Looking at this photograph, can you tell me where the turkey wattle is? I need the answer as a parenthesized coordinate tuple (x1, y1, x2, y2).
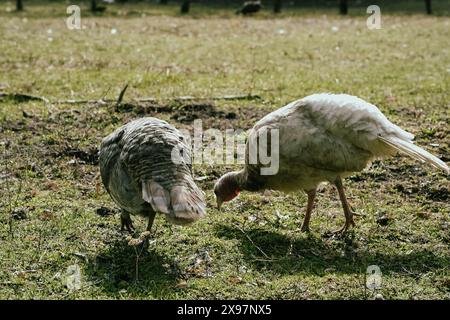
(99, 117, 206, 233)
(214, 93, 448, 234)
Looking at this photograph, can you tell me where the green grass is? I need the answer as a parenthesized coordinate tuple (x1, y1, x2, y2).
(0, 3, 449, 299)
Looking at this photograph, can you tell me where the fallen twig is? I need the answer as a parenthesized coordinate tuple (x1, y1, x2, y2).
(162, 94, 262, 101)
(0, 282, 24, 286)
(234, 223, 270, 259)
(54, 94, 261, 105)
(2, 143, 14, 239)
(55, 98, 112, 105)
(0, 92, 49, 103)
(115, 83, 129, 111)
(100, 86, 111, 101)
(1, 90, 261, 106)
(250, 256, 282, 262)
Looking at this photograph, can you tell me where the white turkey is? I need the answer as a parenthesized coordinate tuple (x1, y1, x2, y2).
(214, 93, 448, 234)
(99, 117, 206, 234)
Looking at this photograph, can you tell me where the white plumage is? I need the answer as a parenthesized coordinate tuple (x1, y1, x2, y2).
(214, 93, 448, 233)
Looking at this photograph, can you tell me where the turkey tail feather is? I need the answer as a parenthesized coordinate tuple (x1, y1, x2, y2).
(169, 186, 206, 225)
(142, 181, 170, 214)
(378, 136, 449, 173)
(142, 180, 206, 225)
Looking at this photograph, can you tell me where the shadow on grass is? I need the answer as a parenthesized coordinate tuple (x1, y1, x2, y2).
(84, 239, 178, 297)
(215, 224, 449, 276)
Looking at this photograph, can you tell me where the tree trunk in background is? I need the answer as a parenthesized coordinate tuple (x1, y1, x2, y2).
(91, 0, 97, 12)
(181, 0, 190, 14)
(339, 0, 348, 15)
(425, 0, 432, 14)
(274, 0, 282, 13)
(16, 0, 23, 11)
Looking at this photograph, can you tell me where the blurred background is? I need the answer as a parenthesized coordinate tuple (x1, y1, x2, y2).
(3, 0, 449, 17)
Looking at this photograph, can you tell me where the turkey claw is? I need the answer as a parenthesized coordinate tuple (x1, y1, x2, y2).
(120, 215, 135, 233)
(300, 225, 310, 233)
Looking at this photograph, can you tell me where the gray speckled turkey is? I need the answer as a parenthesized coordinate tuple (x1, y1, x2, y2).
(99, 117, 206, 233)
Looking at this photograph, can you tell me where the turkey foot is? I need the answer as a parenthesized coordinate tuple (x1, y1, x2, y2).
(332, 214, 356, 235)
(333, 177, 357, 234)
(300, 224, 310, 233)
(120, 211, 134, 232)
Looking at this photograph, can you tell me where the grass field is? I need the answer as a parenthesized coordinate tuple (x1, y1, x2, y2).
(0, 2, 449, 299)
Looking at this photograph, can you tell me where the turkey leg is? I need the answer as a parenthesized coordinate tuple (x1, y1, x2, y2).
(333, 177, 356, 234)
(138, 212, 157, 250)
(300, 189, 316, 232)
(146, 212, 156, 232)
(120, 210, 134, 232)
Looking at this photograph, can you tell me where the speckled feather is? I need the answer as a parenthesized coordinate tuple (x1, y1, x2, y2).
(99, 117, 206, 225)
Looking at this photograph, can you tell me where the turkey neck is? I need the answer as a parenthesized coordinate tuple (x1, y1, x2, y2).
(228, 169, 263, 192)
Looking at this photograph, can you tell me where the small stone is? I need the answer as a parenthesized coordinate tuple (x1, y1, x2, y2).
(176, 280, 188, 289)
(375, 293, 384, 300)
(225, 112, 237, 119)
(228, 276, 243, 284)
(263, 190, 272, 197)
(376, 211, 390, 226)
(238, 265, 248, 273)
(275, 210, 288, 220)
(194, 176, 209, 181)
(11, 207, 27, 220)
(52, 272, 62, 280)
(95, 206, 113, 216)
